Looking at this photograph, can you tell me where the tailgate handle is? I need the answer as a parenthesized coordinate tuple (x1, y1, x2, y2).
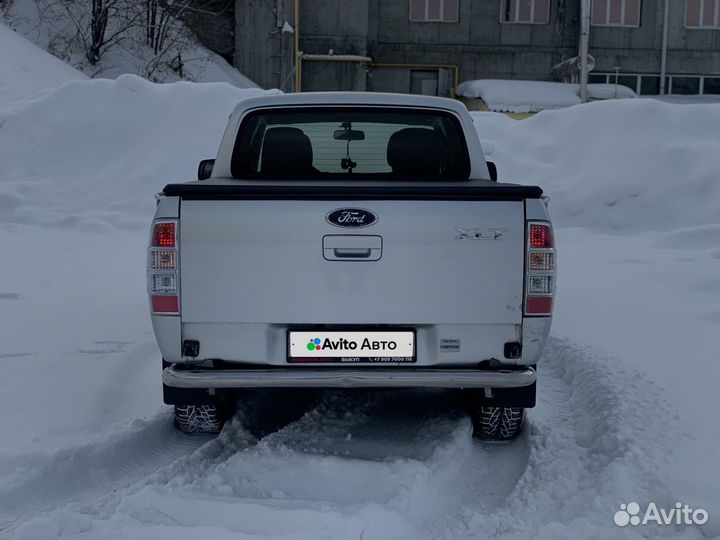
(323, 235, 382, 262)
(333, 248, 372, 259)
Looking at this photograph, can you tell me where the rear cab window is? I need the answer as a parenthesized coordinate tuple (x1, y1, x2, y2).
(231, 108, 471, 180)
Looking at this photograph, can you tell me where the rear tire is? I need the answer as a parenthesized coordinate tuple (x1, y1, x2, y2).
(470, 406, 525, 440)
(174, 404, 224, 434)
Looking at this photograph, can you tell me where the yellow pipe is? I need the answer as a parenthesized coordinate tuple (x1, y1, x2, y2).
(294, 0, 301, 93)
(301, 55, 372, 63)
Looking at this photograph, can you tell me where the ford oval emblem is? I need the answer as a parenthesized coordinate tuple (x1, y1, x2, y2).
(326, 208, 378, 228)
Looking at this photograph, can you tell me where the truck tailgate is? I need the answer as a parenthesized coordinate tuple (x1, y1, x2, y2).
(179, 199, 525, 325)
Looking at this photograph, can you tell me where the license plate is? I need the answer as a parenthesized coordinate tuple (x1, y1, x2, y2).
(288, 331, 415, 363)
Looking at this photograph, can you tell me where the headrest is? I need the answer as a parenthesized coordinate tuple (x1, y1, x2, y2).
(387, 128, 443, 176)
(261, 127, 314, 175)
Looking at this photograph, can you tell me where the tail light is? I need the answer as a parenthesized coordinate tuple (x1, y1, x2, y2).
(148, 220, 179, 315)
(525, 222, 556, 316)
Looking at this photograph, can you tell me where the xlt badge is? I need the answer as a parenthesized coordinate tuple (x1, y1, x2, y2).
(455, 228, 508, 240)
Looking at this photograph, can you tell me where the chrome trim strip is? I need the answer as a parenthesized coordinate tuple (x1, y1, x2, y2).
(162, 366, 536, 389)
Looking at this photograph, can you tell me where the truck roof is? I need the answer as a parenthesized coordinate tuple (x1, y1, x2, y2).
(231, 92, 470, 116)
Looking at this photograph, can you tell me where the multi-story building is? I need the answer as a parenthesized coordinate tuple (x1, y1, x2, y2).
(225, 0, 720, 96)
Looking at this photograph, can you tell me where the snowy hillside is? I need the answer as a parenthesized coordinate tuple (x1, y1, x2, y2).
(0, 20, 86, 105)
(1, 0, 257, 87)
(0, 45, 719, 538)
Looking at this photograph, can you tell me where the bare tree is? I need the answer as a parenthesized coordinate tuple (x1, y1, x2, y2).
(141, 0, 192, 78)
(87, 0, 109, 63)
(51, 0, 141, 65)
(141, 0, 232, 80)
(145, 0, 164, 53)
(144, 0, 229, 54)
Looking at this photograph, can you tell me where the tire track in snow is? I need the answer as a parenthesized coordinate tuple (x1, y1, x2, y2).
(230, 389, 532, 538)
(24, 389, 530, 538)
(0, 390, 317, 535)
(2, 336, 703, 538)
(0, 339, 193, 532)
(0, 412, 209, 532)
(461, 336, 687, 538)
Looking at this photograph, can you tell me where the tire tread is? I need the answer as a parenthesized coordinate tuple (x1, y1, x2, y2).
(174, 404, 223, 434)
(471, 406, 524, 440)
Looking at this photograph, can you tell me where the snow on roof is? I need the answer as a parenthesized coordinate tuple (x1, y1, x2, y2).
(586, 83, 637, 100)
(457, 79, 636, 113)
(0, 21, 87, 107)
(457, 79, 582, 113)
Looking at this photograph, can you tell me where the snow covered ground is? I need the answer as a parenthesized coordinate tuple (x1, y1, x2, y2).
(1, 54, 719, 537)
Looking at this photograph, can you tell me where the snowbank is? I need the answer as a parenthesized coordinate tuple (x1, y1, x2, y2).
(0, 75, 273, 230)
(457, 79, 636, 112)
(0, 20, 86, 106)
(7, 75, 706, 237)
(472, 98, 720, 232)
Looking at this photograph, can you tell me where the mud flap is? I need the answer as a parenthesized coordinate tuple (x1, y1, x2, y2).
(162, 384, 228, 406)
(463, 382, 536, 409)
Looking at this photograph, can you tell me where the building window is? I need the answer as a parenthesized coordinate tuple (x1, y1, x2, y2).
(591, 72, 717, 96)
(591, 0, 641, 26)
(500, 0, 550, 23)
(409, 0, 459, 22)
(704, 77, 720, 94)
(671, 77, 701, 94)
(686, 0, 720, 27)
(588, 74, 609, 83)
(640, 76, 660, 95)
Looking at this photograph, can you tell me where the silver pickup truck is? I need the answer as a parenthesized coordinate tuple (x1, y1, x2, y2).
(148, 92, 555, 440)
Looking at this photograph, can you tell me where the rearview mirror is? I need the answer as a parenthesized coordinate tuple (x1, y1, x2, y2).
(198, 159, 215, 181)
(333, 129, 365, 141)
(487, 161, 498, 182)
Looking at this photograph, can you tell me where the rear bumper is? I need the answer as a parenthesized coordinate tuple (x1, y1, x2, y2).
(162, 366, 536, 389)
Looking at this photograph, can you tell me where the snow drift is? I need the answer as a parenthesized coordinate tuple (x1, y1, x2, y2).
(472, 99, 720, 232)
(0, 75, 273, 230)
